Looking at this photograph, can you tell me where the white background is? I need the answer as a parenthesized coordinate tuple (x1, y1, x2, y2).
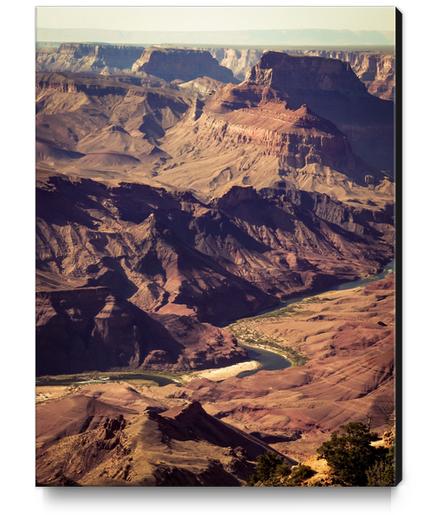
(0, 1, 429, 514)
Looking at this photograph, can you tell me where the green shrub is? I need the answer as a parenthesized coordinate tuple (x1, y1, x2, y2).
(366, 446, 395, 486)
(248, 452, 291, 485)
(317, 422, 388, 486)
(286, 464, 316, 486)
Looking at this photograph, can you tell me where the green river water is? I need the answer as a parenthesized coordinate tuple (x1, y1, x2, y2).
(36, 260, 394, 387)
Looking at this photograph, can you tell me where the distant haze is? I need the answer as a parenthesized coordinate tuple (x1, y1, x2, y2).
(36, 6, 395, 47)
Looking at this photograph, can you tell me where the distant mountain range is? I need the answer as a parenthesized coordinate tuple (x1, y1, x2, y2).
(36, 28, 394, 48)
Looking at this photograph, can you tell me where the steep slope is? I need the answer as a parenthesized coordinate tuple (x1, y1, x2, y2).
(36, 287, 246, 375)
(36, 72, 190, 181)
(36, 43, 145, 73)
(293, 49, 395, 100)
(179, 274, 396, 462)
(209, 48, 395, 100)
(158, 51, 394, 205)
(246, 52, 394, 174)
(37, 176, 393, 330)
(36, 387, 292, 486)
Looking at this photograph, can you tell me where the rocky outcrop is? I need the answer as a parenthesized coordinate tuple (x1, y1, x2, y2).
(182, 274, 396, 461)
(36, 43, 145, 73)
(201, 91, 362, 178)
(293, 50, 395, 100)
(209, 48, 395, 100)
(37, 176, 393, 333)
(36, 391, 291, 486)
(132, 47, 236, 83)
(36, 286, 246, 375)
(241, 51, 394, 175)
(160, 52, 394, 197)
(248, 52, 367, 97)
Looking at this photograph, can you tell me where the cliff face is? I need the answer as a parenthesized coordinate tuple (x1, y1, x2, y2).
(37, 176, 393, 330)
(36, 392, 289, 486)
(244, 51, 394, 175)
(36, 43, 145, 73)
(295, 50, 395, 100)
(195, 99, 360, 177)
(36, 287, 246, 375)
(36, 43, 395, 100)
(209, 48, 395, 100)
(132, 47, 236, 83)
(247, 52, 367, 96)
(159, 51, 394, 198)
(36, 44, 395, 100)
(209, 48, 264, 80)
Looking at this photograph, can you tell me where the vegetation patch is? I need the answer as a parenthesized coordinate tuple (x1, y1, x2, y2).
(317, 422, 395, 486)
(229, 322, 308, 366)
(248, 453, 316, 486)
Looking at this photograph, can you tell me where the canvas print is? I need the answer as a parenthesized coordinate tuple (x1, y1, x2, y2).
(35, 6, 400, 486)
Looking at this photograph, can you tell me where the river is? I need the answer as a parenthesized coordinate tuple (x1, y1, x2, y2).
(36, 260, 394, 388)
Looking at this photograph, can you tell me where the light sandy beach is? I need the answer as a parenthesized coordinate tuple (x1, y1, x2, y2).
(180, 360, 261, 383)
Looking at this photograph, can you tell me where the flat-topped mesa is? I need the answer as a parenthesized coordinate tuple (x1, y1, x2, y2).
(247, 51, 368, 99)
(131, 47, 236, 83)
(208, 48, 395, 100)
(36, 43, 145, 73)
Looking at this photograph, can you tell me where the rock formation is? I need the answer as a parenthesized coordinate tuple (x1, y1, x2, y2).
(36, 287, 246, 375)
(131, 47, 236, 83)
(36, 43, 145, 73)
(208, 47, 395, 100)
(36, 44, 395, 100)
(180, 274, 396, 461)
(36, 390, 293, 485)
(244, 52, 394, 174)
(293, 49, 395, 100)
(36, 171, 393, 375)
(158, 51, 394, 199)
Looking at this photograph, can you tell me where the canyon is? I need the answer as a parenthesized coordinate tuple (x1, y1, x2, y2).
(159, 51, 394, 199)
(209, 48, 395, 100)
(37, 43, 395, 100)
(37, 174, 393, 375)
(35, 46, 396, 485)
(36, 272, 395, 484)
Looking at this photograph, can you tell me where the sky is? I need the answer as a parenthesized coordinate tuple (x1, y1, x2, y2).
(36, 6, 395, 46)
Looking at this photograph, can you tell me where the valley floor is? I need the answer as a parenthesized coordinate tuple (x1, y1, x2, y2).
(36, 268, 395, 484)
